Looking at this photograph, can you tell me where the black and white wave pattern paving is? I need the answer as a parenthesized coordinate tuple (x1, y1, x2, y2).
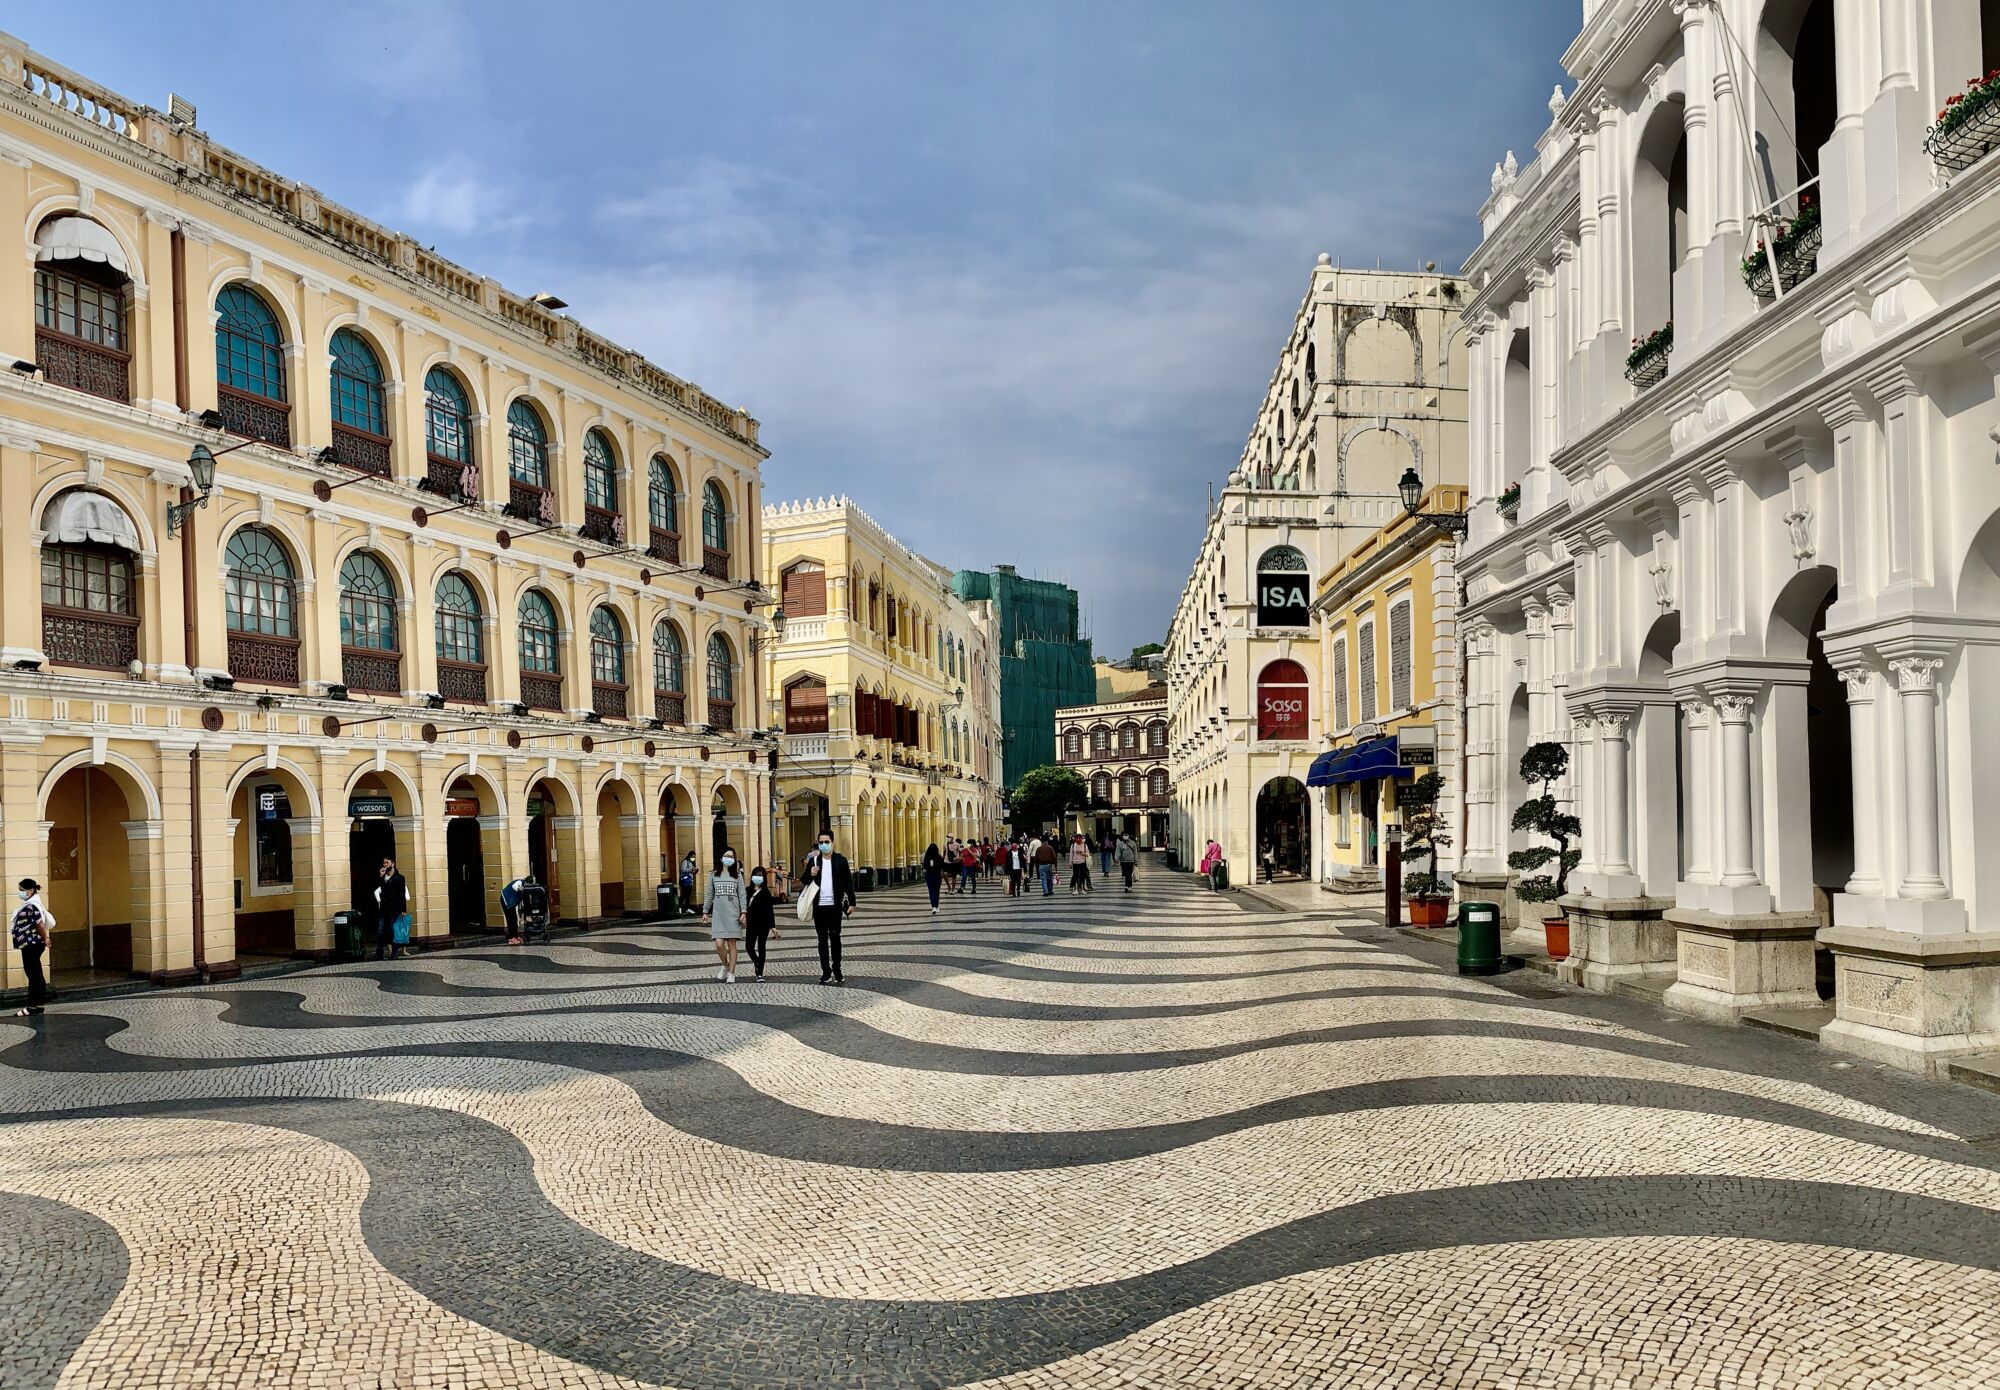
(6, 867, 2000, 1389)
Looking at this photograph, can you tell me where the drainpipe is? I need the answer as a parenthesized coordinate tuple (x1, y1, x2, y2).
(171, 226, 207, 983)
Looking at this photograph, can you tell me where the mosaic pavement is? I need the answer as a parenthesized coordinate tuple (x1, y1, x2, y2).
(6, 869, 2000, 1387)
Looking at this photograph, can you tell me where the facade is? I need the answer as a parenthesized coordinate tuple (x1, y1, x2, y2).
(1309, 484, 1465, 887)
(1456, 0, 2000, 1072)
(1165, 260, 1467, 882)
(1093, 656, 1158, 703)
(763, 496, 1002, 882)
(951, 565, 1095, 789)
(0, 34, 773, 992)
(1054, 683, 1170, 846)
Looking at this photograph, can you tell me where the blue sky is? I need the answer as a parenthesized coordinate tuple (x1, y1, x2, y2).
(31, 1, 1574, 652)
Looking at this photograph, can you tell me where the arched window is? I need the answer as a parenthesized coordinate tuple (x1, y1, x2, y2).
(223, 526, 300, 685)
(434, 572, 485, 703)
(423, 367, 475, 499)
(1119, 724, 1138, 752)
(781, 560, 827, 618)
(785, 675, 829, 734)
(589, 606, 628, 719)
(33, 216, 131, 402)
(647, 456, 680, 561)
(1092, 727, 1109, 755)
(1149, 769, 1168, 800)
(1120, 771, 1140, 803)
(1092, 772, 1111, 802)
(39, 490, 139, 670)
(214, 284, 289, 446)
(581, 429, 621, 544)
(1148, 720, 1166, 751)
(1064, 729, 1081, 758)
(653, 620, 687, 723)
(517, 589, 561, 709)
(701, 481, 730, 579)
(338, 551, 400, 693)
(706, 632, 737, 730)
(506, 399, 553, 520)
(1257, 658, 1311, 740)
(327, 329, 391, 476)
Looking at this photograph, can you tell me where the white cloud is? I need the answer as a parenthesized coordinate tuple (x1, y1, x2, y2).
(398, 164, 525, 237)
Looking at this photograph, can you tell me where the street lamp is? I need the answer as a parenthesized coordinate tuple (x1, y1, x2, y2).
(1397, 466, 1468, 538)
(167, 442, 228, 538)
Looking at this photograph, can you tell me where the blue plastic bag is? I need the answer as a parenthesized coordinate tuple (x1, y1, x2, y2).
(392, 913, 411, 945)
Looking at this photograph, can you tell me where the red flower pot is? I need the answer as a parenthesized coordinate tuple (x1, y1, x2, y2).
(1408, 896, 1450, 928)
(1544, 917, 1570, 961)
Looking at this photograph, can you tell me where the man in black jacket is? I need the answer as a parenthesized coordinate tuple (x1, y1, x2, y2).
(374, 856, 410, 960)
(802, 832, 856, 984)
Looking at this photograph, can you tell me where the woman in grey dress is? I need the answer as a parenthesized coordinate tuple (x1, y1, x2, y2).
(702, 847, 746, 983)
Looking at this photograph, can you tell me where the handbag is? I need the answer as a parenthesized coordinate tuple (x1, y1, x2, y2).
(392, 912, 412, 945)
(795, 888, 816, 924)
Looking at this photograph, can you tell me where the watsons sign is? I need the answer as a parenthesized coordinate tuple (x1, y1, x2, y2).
(1256, 545, 1310, 627)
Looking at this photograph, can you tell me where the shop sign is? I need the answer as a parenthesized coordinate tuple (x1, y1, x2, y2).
(1255, 545, 1311, 627)
(526, 799, 546, 817)
(446, 797, 480, 817)
(1256, 658, 1311, 740)
(1349, 722, 1383, 743)
(1399, 746, 1435, 766)
(256, 786, 291, 821)
(348, 795, 394, 818)
(1398, 724, 1436, 766)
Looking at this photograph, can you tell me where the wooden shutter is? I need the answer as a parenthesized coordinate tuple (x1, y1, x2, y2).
(1389, 601, 1413, 712)
(785, 680, 828, 733)
(782, 562, 827, 618)
(1358, 624, 1377, 724)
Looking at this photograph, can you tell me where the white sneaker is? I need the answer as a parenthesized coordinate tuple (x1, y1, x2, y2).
(931, 906, 939, 916)
(725, 971, 736, 983)
(715, 965, 726, 981)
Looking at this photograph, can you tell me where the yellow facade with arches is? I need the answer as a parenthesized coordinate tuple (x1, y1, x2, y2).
(0, 34, 771, 990)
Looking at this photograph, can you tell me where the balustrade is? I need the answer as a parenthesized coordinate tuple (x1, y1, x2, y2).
(331, 422, 391, 477)
(342, 648, 401, 695)
(42, 609, 137, 670)
(217, 385, 291, 448)
(592, 680, 628, 721)
(519, 671, 562, 711)
(702, 546, 730, 581)
(647, 527, 681, 563)
(227, 631, 300, 686)
(36, 327, 128, 403)
(437, 659, 487, 704)
(655, 690, 686, 724)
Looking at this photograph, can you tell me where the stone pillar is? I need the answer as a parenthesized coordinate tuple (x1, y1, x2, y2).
(1598, 710, 1633, 877)
(1889, 654, 1946, 901)
(1837, 666, 1884, 898)
(1675, 698, 1714, 891)
(1710, 690, 1769, 914)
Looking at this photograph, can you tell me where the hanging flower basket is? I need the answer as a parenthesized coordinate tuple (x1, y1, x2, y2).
(1926, 70, 2000, 174)
(1742, 199, 1822, 299)
(1624, 323, 1672, 390)
(1497, 482, 1521, 519)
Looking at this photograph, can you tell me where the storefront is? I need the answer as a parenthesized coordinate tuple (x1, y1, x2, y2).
(1308, 727, 1431, 885)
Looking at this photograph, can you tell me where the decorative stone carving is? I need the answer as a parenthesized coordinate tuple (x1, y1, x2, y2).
(1713, 694, 1756, 723)
(1890, 657, 1943, 692)
(1783, 504, 1814, 563)
(1677, 699, 1710, 726)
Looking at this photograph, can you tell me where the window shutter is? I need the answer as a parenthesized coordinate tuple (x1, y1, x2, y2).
(785, 681, 828, 733)
(1333, 639, 1350, 730)
(782, 563, 827, 618)
(1358, 624, 1377, 724)
(1389, 601, 1413, 713)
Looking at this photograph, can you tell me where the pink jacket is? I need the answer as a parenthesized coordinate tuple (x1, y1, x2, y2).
(1199, 843, 1222, 874)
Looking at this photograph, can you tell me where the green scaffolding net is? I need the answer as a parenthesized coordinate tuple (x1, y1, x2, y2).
(954, 567, 1096, 791)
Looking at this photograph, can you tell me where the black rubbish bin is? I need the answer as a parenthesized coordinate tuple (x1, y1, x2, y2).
(856, 866, 876, 893)
(333, 910, 364, 961)
(1457, 901, 1503, 976)
(655, 883, 677, 920)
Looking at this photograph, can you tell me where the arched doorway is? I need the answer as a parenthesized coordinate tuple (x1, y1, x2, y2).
(1768, 566, 1848, 999)
(596, 778, 640, 916)
(230, 767, 316, 960)
(525, 777, 579, 921)
(711, 783, 742, 868)
(787, 790, 827, 881)
(346, 772, 403, 931)
(444, 776, 488, 934)
(41, 765, 140, 985)
(660, 781, 695, 906)
(1255, 777, 1309, 880)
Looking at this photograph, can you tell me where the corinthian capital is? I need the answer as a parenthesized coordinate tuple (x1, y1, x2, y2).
(1890, 657, 1944, 693)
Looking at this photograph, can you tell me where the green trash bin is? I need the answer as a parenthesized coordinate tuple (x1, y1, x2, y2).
(333, 910, 364, 961)
(1456, 900, 1503, 976)
(1211, 860, 1230, 891)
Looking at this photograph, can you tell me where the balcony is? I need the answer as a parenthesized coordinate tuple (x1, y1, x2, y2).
(506, 479, 556, 525)
(786, 733, 829, 760)
(35, 326, 128, 403)
(422, 454, 475, 501)
(1743, 195, 1821, 302)
(701, 546, 730, 581)
(42, 608, 137, 670)
(784, 616, 826, 643)
(330, 422, 392, 478)
(437, 659, 487, 705)
(647, 527, 681, 564)
(709, 698, 735, 732)
(581, 506, 625, 547)
(519, 671, 562, 711)
(591, 680, 628, 721)
(655, 689, 686, 724)
(217, 384, 291, 449)
(341, 647, 401, 695)
(227, 631, 300, 686)
(1624, 324, 1672, 392)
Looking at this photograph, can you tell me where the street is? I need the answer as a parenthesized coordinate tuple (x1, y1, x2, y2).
(4, 870, 2000, 1388)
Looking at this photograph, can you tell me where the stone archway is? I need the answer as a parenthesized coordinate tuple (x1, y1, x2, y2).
(39, 764, 150, 984)
(595, 776, 642, 916)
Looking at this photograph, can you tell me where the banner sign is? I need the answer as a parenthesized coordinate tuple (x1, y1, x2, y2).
(446, 798, 480, 817)
(348, 795, 394, 818)
(1255, 545, 1311, 628)
(1256, 659, 1311, 740)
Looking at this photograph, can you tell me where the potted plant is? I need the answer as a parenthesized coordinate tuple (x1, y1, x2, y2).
(1740, 194, 1821, 299)
(1507, 741, 1581, 959)
(1624, 322, 1672, 389)
(1399, 769, 1452, 927)
(1497, 481, 1522, 520)
(1925, 67, 2000, 174)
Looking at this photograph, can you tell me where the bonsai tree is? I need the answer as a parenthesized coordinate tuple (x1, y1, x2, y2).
(1508, 741, 1581, 914)
(1398, 770, 1451, 898)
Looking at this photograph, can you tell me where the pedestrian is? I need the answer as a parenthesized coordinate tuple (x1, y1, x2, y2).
(1035, 835, 1058, 896)
(744, 865, 776, 979)
(702, 846, 745, 983)
(679, 851, 699, 916)
(922, 841, 946, 915)
(1068, 834, 1092, 894)
(1200, 838, 1225, 891)
(986, 840, 1001, 880)
(11, 877, 52, 1017)
(1117, 832, 1139, 891)
(959, 840, 979, 896)
(501, 873, 528, 944)
(1260, 836, 1276, 884)
(1099, 833, 1115, 878)
(1005, 839, 1024, 897)
(373, 856, 409, 960)
(804, 830, 856, 984)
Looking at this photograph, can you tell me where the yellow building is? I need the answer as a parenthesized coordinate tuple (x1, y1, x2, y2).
(762, 497, 1001, 883)
(0, 34, 774, 992)
(1309, 484, 1465, 888)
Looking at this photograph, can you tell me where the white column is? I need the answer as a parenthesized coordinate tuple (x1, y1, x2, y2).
(1837, 667, 1884, 897)
(1576, 111, 1601, 338)
(1549, 592, 1577, 813)
(1595, 100, 1625, 337)
(1465, 325, 1492, 503)
(1890, 656, 1947, 899)
(1571, 715, 1599, 877)
(1708, 8, 1748, 233)
(1598, 709, 1633, 876)
(1466, 623, 1494, 861)
(1677, 699, 1712, 884)
(1714, 692, 1758, 886)
(1676, 0, 1716, 243)
(1523, 599, 1550, 742)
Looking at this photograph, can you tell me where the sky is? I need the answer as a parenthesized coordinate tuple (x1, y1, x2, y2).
(27, 1, 1576, 654)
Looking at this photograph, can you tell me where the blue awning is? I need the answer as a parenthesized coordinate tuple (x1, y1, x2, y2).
(1312, 735, 1416, 786)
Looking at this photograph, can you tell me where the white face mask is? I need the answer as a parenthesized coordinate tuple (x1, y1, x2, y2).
(819, 841, 831, 852)
(16, 889, 28, 901)
(722, 855, 736, 867)
(751, 874, 765, 886)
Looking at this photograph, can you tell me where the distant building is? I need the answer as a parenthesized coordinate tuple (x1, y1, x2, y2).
(952, 566, 1095, 789)
(1055, 684, 1171, 847)
(1094, 654, 1164, 703)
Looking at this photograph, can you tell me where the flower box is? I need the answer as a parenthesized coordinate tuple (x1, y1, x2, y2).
(1624, 323, 1672, 390)
(1497, 484, 1521, 520)
(1742, 199, 1822, 299)
(1926, 70, 2000, 174)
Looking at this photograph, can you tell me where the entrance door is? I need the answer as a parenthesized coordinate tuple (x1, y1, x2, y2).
(528, 812, 551, 895)
(1360, 782, 1380, 867)
(349, 818, 396, 920)
(447, 817, 485, 932)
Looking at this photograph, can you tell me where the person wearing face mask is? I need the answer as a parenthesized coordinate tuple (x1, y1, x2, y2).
(743, 865, 776, 979)
(804, 832, 855, 984)
(702, 847, 745, 983)
(11, 878, 53, 1017)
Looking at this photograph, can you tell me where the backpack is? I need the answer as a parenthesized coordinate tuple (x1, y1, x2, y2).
(11, 902, 43, 950)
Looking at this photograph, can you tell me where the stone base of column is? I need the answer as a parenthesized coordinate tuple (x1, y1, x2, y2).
(1835, 891, 1969, 937)
(1555, 894, 1675, 993)
(1660, 908, 1822, 1022)
(1676, 879, 1773, 915)
(1818, 923, 2000, 1076)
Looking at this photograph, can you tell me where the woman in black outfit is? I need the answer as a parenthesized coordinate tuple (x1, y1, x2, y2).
(921, 842, 946, 916)
(743, 866, 777, 979)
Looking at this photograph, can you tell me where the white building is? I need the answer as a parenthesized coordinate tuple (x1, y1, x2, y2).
(1457, 0, 2000, 1074)
(1166, 260, 1466, 883)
